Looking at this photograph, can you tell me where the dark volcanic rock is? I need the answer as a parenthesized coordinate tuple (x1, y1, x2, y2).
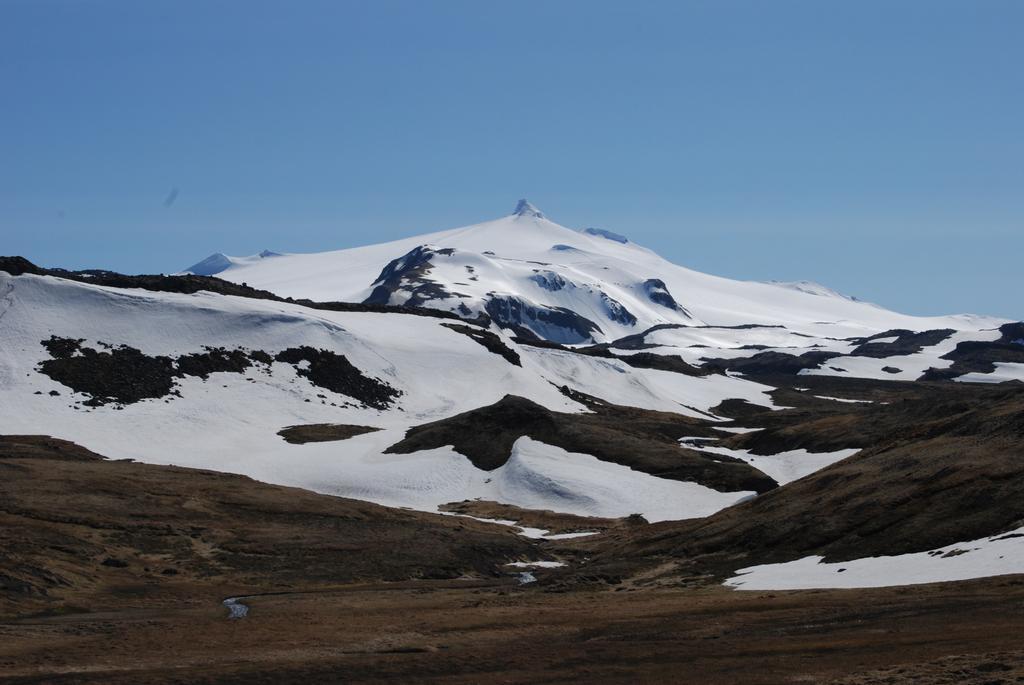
(577, 346, 710, 376)
(363, 245, 455, 308)
(41, 336, 85, 360)
(275, 347, 401, 409)
(612, 351, 710, 376)
(609, 383, 1024, 577)
(38, 339, 177, 407)
(701, 350, 841, 375)
(36, 336, 398, 409)
(510, 336, 711, 376)
(1, 255, 463, 322)
(921, 322, 1024, 380)
(610, 323, 687, 350)
(850, 329, 955, 358)
(387, 395, 777, 493)
(278, 424, 382, 444)
(642, 279, 692, 317)
(175, 347, 257, 379)
(529, 270, 567, 291)
(441, 323, 521, 366)
(484, 296, 603, 344)
(600, 292, 637, 326)
(0, 256, 46, 276)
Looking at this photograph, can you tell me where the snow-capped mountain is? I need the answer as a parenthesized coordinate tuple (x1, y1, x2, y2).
(187, 200, 1002, 345)
(3, 199, 1023, 592)
(0, 265, 780, 523)
(184, 249, 282, 276)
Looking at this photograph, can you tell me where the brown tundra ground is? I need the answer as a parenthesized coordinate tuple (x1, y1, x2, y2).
(1, 435, 1022, 685)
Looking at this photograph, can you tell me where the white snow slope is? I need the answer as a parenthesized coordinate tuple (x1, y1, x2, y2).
(726, 527, 1024, 590)
(195, 201, 1002, 339)
(4, 201, 1020, 586)
(0, 271, 770, 522)
(182, 198, 1015, 384)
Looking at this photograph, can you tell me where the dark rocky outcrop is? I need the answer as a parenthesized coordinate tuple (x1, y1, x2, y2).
(604, 382, 1024, 578)
(38, 338, 178, 407)
(701, 350, 841, 375)
(583, 227, 628, 243)
(386, 395, 777, 493)
(609, 351, 710, 376)
(363, 245, 456, 307)
(484, 296, 603, 344)
(529, 270, 567, 292)
(441, 323, 521, 366)
(642, 279, 691, 317)
(510, 336, 711, 376)
(599, 292, 637, 326)
(849, 329, 954, 357)
(610, 323, 687, 350)
(921, 322, 1024, 381)
(0, 255, 463, 321)
(176, 347, 264, 379)
(274, 347, 401, 409)
(277, 424, 382, 444)
(36, 336, 398, 409)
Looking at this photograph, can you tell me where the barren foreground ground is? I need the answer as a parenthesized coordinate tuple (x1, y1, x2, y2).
(2, 578, 1023, 684)
(2, 435, 1023, 684)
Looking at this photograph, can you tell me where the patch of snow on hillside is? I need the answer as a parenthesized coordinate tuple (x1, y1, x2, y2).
(955, 362, 1024, 384)
(726, 527, 1024, 590)
(801, 328, 1004, 381)
(489, 438, 754, 522)
(693, 444, 859, 485)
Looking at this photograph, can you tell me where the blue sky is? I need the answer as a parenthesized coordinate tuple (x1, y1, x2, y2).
(2, 1, 1021, 318)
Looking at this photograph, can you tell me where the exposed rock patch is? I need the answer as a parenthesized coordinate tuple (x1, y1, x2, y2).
(849, 329, 954, 357)
(176, 347, 264, 379)
(363, 245, 455, 308)
(441, 323, 521, 366)
(484, 296, 603, 344)
(274, 347, 401, 410)
(386, 395, 776, 493)
(701, 350, 842, 375)
(36, 336, 398, 409)
(440, 500, 623, 535)
(277, 424, 382, 444)
(0, 255, 463, 321)
(511, 337, 711, 376)
(529, 270, 566, 292)
(38, 338, 178, 407)
(921, 323, 1024, 380)
(603, 382, 1024, 578)
(642, 279, 691, 317)
(599, 293, 637, 326)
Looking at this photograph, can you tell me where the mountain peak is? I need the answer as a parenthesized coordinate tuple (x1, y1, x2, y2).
(184, 252, 233, 276)
(513, 199, 544, 219)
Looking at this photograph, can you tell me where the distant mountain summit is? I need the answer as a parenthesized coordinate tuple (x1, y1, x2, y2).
(183, 248, 281, 277)
(512, 198, 544, 219)
(184, 199, 1002, 346)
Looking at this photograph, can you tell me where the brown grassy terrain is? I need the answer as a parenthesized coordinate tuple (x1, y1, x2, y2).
(0, 436, 537, 619)
(3, 415, 1024, 684)
(2, 578, 1022, 684)
(439, 499, 625, 534)
(578, 379, 1024, 582)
